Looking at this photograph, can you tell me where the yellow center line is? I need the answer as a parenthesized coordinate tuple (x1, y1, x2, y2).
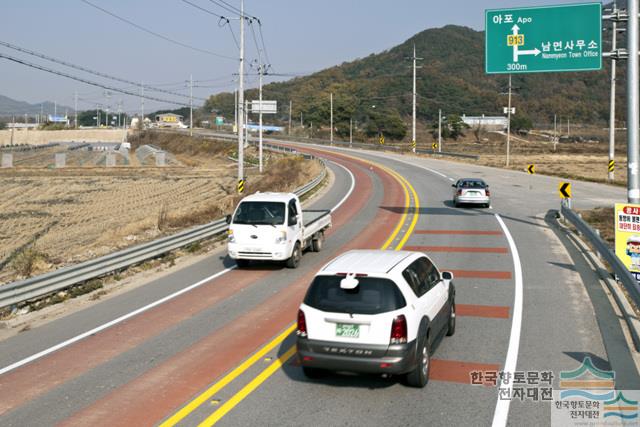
(162, 150, 420, 427)
(159, 325, 296, 427)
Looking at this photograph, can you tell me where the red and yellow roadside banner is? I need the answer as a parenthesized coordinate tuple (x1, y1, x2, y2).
(615, 203, 640, 282)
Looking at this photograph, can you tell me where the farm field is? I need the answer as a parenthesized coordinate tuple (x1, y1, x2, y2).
(0, 132, 322, 285)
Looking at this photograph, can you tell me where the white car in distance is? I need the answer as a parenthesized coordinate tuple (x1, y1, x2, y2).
(296, 250, 455, 387)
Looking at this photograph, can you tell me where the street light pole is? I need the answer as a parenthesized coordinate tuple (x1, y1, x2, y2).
(628, 0, 640, 203)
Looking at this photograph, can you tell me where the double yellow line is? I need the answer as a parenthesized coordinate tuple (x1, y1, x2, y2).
(160, 156, 420, 427)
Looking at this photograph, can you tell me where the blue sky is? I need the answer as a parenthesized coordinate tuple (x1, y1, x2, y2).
(0, 0, 596, 113)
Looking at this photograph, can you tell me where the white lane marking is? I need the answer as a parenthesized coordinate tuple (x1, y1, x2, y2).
(448, 177, 455, 182)
(492, 214, 523, 427)
(0, 268, 234, 376)
(329, 161, 355, 213)
(0, 158, 357, 376)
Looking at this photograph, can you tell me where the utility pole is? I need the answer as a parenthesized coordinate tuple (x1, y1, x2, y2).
(300, 111, 303, 128)
(74, 91, 78, 129)
(609, 11, 618, 182)
(54, 101, 57, 117)
(140, 81, 145, 126)
(258, 62, 264, 173)
(189, 74, 193, 137)
(628, 0, 639, 203)
(567, 118, 570, 137)
(96, 104, 100, 127)
(506, 74, 512, 167)
(237, 0, 245, 187)
(288, 100, 292, 135)
(410, 44, 422, 153)
(244, 99, 249, 149)
(330, 92, 333, 144)
(234, 89, 238, 133)
(10, 116, 14, 145)
(553, 113, 558, 151)
(349, 118, 353, 147)
(438, 109, 442, 153)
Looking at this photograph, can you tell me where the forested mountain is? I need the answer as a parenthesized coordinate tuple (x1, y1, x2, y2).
(205, 24, 622, 139)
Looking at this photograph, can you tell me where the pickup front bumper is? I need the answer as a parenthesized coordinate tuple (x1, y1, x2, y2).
(228, 243, 290, 261)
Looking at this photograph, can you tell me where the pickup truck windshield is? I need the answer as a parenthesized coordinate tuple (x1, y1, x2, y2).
(304, 276, 406, 315)
(232, 201, 286, 225)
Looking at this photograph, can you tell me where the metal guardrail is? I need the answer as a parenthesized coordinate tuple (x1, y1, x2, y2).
(0, 154, 327, 309)
(560, 202, 640, 309)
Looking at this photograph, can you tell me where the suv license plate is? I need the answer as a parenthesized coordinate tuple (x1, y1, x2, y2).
(336, 323, 360, 338)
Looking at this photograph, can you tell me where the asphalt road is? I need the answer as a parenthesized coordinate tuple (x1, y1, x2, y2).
(0, 141, 637, 427)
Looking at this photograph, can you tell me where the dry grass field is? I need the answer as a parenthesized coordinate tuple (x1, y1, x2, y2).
(0, 132, 322, 285)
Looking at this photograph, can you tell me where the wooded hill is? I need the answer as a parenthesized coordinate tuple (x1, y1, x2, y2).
(204, 24, 623, 140)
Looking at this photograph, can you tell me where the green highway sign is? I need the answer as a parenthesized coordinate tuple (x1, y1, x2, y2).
(485, 3, 602, 74)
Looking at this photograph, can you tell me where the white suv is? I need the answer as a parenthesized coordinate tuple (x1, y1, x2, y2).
(296, 250, 455, 388)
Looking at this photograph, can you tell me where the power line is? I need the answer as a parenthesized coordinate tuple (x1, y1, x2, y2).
(256, 21, 272, 67)
(0, 39, 208, 101)
(180, 0, 240, 50)
(208, 0, 244, 16)
(0, 52, 190, 106)
(80, 0, 236, 60)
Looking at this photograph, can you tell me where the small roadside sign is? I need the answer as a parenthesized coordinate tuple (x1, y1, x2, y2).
(558, 182, 571, 198)
(608, 160, 615, 173)
(432, 143, 438, 150)
(237, 179, 245, 194)
(615, 203, 640, 283)
(503, 107, 516, 114)
(527, 164, 535, 174)
(379, 135, 385, 145)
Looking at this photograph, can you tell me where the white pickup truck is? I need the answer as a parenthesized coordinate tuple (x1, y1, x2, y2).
(226, 192, 331, 268)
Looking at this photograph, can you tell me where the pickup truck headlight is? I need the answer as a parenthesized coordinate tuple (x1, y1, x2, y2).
(275, 231, 287, 244)
(228, 229, 236, 243)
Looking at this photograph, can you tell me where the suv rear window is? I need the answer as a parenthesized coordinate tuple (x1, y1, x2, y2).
(303, 275, 406, 315)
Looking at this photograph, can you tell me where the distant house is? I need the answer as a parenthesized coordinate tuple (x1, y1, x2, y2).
(462, 114, 508, 131)
(155, 113, 184, 128)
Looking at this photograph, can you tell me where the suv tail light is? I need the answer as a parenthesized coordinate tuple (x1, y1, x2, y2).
(456, 189, 462, 196)
(390, 315, 407, 344)
(485, 189, 491, 196)
(297, 309, 307, 338)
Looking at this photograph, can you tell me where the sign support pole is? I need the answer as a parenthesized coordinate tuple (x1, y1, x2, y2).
(609, 15, 617, 182)
(506, 74, 512, 167)
(628, 0, 640, 203)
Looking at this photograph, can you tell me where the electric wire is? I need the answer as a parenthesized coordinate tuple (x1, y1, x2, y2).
(80, 0, 236, 60)
(0, 40, 208, 101)
(0, 52, 190, 106)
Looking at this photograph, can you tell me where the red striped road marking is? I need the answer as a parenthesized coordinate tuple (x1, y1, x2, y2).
(405, 245, 508, 254)
(457, 304, 510, 319)
(415, 230, 503, 236)
(430, 359, 500, 385)
(448, 270, 512, 280)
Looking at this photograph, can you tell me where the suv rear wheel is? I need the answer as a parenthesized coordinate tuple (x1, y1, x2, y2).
(406, 332, 430, 388)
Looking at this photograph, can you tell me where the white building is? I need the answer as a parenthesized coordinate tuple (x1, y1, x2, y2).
(462, 114, 508, 131)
